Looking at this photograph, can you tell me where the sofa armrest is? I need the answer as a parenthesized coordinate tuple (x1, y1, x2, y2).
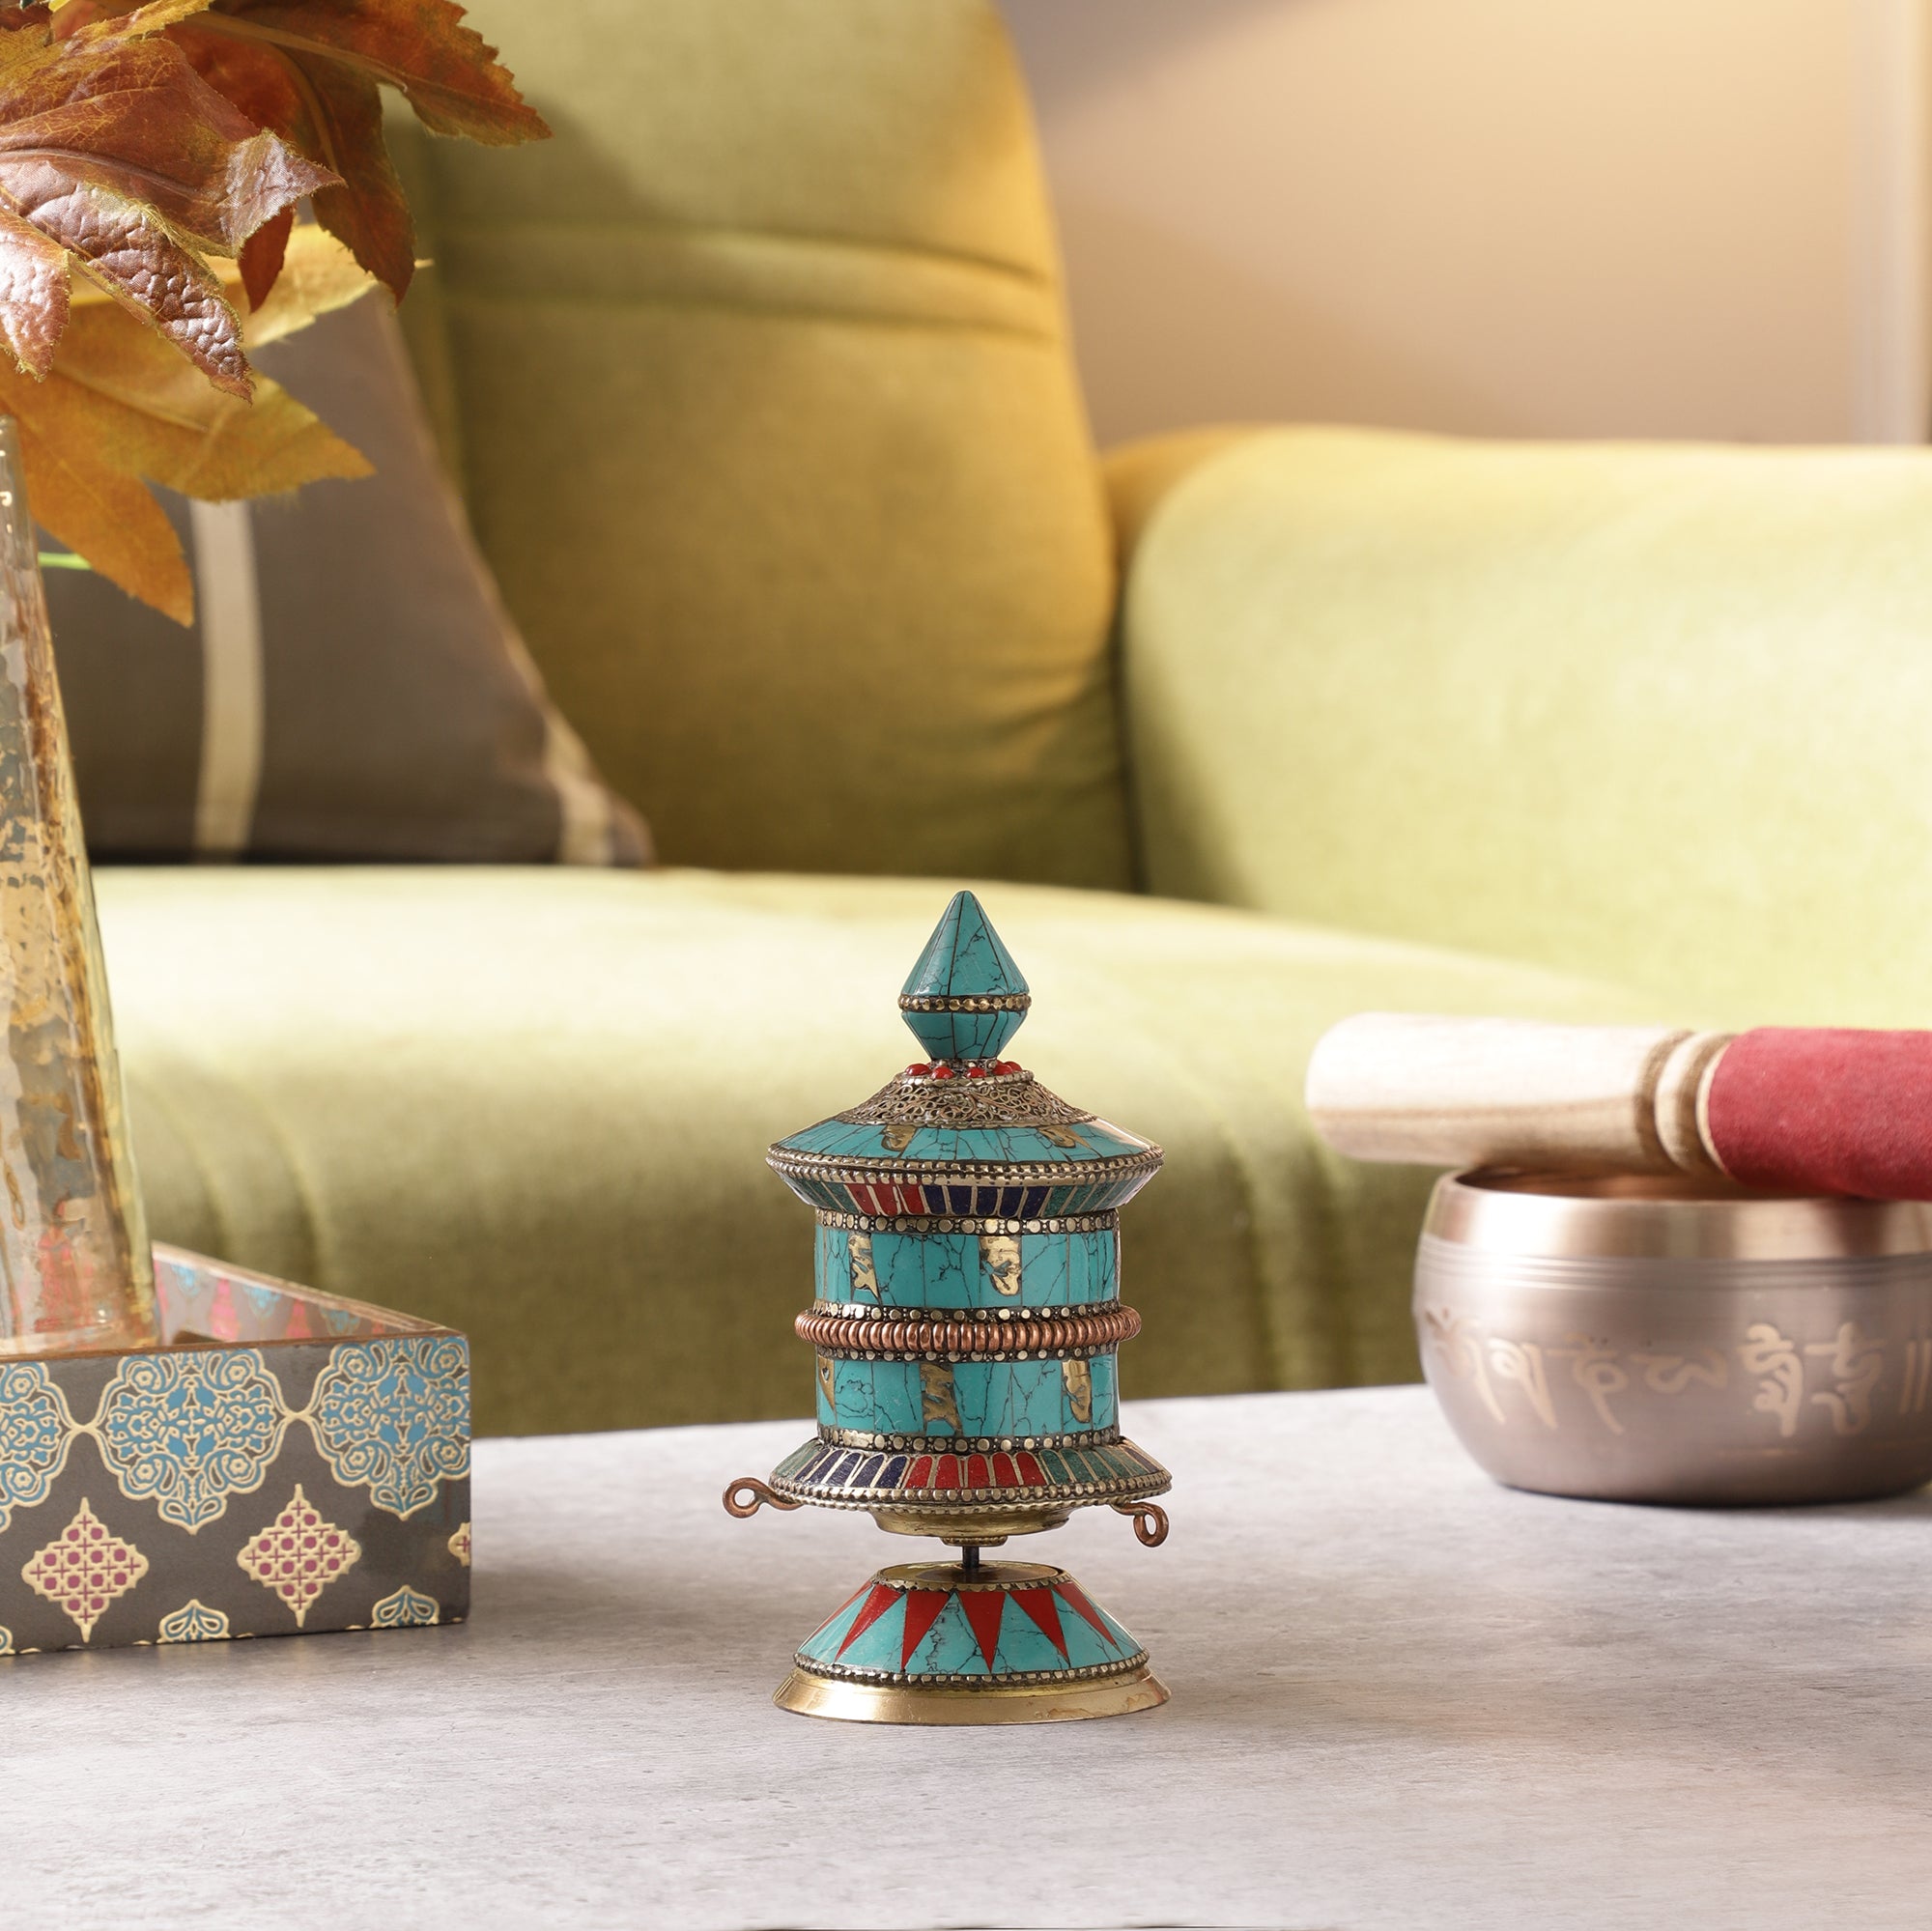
(1107, 423, 1932, 1026)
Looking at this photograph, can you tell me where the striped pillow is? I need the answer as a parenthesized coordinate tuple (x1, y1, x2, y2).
(47, 297, 650, 866)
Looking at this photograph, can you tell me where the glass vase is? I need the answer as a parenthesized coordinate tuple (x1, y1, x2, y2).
(0, 418, 156, 1353)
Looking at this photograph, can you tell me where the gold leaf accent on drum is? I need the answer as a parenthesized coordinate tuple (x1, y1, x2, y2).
(1062, 1358, 1093, 1425)
(918, 1361, 960, 1433)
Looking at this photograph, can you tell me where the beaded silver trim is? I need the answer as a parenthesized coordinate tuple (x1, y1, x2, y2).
(815, 1424, 1125, 1452)
(896, 992, 1032, 1013)
(772, 1149, 1163, 1186)
(810, 1299, 1120, 1322)
(814, 1210, 1119, 1236)
(793, 1653, 1149, 1690)
(770, 1468, 1170, 1512)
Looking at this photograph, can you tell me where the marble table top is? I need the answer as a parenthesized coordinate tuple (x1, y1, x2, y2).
(7, 1385, 1931, 1930)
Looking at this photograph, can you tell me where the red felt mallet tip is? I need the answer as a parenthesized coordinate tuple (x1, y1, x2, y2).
(1705, 1028, 1932, 1202)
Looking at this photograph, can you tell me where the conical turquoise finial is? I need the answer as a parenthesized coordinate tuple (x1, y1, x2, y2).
(898, 891, 1031, 1064)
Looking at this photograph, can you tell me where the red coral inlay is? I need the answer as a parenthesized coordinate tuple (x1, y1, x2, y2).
(835, 1582, 901, 1659)
(899, 1586, 952, 1669)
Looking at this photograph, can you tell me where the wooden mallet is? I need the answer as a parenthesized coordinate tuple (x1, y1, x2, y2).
(1305, 1014, 1932, 1201)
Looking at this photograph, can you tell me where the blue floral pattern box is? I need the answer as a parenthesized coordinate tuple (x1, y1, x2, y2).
(0, 1243, 469, 1654)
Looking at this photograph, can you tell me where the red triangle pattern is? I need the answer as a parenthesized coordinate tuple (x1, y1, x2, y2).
(809, 1577, 871, 1643)
(960, 1587, 1008, 1672)
(1009, 1585, 1068, 1660)
(1054, 1578, 1122, 1651)
(898, 1587, 951, 1669)
(835, 1582, 901, 1659)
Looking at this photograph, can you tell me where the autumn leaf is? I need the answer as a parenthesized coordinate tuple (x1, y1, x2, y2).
(0, 3, 331, 394)
(65, 0, 548, 305)
(227, 216, 374, 346)
(22, 225, 377, 620)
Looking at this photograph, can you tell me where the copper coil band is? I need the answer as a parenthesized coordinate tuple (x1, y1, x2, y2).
(797, 1304, 1141, 1358)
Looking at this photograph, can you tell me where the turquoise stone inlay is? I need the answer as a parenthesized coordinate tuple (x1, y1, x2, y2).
(812, 1227, 1117, 1311)
(952, 1358, 1089, 1437)
(901, 891, 1028, 1004)
(791, 1570, 1148, 1685)
(822, 1359, 926, 1435)
(865, 1231, 978, 1308)
(1089, 1351, 1118, 1417)
(1016, 1228, 1116, 1307)
(899, 892, 1029, 1064)
(818, 1356, 1116, 1437)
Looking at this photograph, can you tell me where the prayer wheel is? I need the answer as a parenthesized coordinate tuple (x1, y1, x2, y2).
(726, 892, 1172, 1723)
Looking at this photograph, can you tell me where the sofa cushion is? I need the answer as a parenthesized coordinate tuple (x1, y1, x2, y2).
(391, 0, 1131, 892)
(96, 867, 1656, 1435)
(1114, 426, 1932, 1026)
(49, 298, 648, 866)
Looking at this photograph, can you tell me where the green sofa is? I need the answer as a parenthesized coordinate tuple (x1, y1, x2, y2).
(92, 1, 1932, 1435)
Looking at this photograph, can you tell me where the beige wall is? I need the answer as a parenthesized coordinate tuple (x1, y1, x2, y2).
(1001, 0, 1931, 447)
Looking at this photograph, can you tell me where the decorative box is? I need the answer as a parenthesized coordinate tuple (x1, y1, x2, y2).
(0, 1243, 469, 1655)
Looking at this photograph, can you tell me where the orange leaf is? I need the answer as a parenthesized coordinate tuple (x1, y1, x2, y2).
(11, 247, 374, 621)
(239, 200, 291, 308)
(159, 0, 548, 302)
(5, 373, 194, 620)
(0, 6, 332, 386)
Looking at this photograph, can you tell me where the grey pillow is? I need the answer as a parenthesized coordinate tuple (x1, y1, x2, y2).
(47, 297, 650, 866)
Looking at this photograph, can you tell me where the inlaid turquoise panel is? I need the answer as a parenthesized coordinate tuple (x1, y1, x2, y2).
(952, 1357, 1117, 1435)
(905, 1596, 985, 1676)
(1089, 1351, 1117, 1416)
(821, 1359, 925, 1434)
(901, 893, 1029, 1004)
(831, 1601, 909, 1676)
(1015, 1228, 1116, 1306)
(1055, 1603, 1128, 1671)
(817, 1355, 1118, 1437)
(901, 1006, 1023, 1064)
(895, 1590, 1130, 1678)
(813, 1227, 1118, 1310)
(898, 892, 1030, 1064)
(795, 1579, 1146, 1682)
(980, 1600, 1067, 1676)
(801, 1588, 869, 1661)
(867, 1231, 978, 1307)
(951, 1358, 1063, 1437)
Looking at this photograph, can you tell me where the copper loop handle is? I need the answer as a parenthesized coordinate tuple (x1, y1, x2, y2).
(724, 1477, 803, 1519)
(1111, 1500, 1169, 1548)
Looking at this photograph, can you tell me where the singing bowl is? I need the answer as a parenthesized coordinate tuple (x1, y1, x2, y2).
(1413, 1171, 1932, 1505)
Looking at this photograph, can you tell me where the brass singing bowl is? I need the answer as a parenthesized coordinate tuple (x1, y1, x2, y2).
(1414, 1171, 1932, 1505)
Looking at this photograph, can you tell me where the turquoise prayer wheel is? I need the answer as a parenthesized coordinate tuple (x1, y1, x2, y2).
(726, 892, 1173, 1723)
